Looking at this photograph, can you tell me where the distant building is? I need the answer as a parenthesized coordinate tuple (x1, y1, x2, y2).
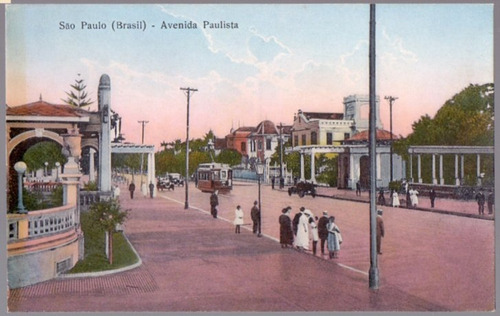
(225, 126, 255, 158)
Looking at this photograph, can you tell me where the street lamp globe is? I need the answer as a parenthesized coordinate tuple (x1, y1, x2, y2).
(14, 161, 27, 214)
(55, 161, 61, 182)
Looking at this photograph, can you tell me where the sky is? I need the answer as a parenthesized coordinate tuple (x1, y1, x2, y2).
(5, 3, 494, 150)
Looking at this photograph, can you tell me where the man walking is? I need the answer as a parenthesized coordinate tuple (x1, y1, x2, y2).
(475, 189, 486, 215)
(317, 211, 329, 256)
(128, 182, 136, 199)
(429, 188, 436, 208)
(356, 181, 361, 196)
(376, 209, 385, 255)
(251, 201, 260, 235)
(149, 181, 155, 198)
(210, 190, 219, 218)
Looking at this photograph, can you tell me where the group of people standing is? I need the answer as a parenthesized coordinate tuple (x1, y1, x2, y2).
(279, 207, 343, 259)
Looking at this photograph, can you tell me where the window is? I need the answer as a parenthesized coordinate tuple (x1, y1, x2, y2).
(266, 139, 272, 150)
(301, 134, 306, 145)
(294, 135, 298, 146)
(240, 142, 246, 152)
(311, 132, 317, 145)
(327, 133, 333, 145)
(258, 140, 262, 150)
(344, 133, 350, 140)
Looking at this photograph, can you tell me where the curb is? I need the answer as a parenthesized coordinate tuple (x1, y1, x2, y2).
(57, 231, 142, 279)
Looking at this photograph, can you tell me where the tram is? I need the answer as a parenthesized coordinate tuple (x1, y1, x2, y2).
(195, 162, 233, 193)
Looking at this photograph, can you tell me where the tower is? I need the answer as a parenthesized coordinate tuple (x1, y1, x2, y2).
(343, 94, 383, 133)
(98, 74, 112, 193)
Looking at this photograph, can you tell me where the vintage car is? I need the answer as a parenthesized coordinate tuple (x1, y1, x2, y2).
(288, 181, 316, 198)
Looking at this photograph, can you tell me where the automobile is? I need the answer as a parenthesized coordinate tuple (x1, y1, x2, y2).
(288, 181, 316, 198)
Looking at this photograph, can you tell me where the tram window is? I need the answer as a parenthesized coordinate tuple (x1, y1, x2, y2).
(213, 171, 220, 180)
(221, 171, 227, 179)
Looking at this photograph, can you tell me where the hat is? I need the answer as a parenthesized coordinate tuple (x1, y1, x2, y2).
(377, 209, 383, 215)
(322, 211, 328, 216)
(300, 207, 305, 212)
(254, 200, 258, 205)
(282, 208, 288, 214)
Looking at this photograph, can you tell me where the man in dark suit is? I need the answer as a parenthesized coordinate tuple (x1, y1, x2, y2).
(210, 190, 219, 218)
(317, 211, 329, 256)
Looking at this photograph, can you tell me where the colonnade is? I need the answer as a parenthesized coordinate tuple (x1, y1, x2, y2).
(408, 146, 494, 186)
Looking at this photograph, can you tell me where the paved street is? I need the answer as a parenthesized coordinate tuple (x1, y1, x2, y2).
(8, 181, 495, 312)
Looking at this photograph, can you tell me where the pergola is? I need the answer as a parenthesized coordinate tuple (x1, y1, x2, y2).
(408, 145, 494, 186)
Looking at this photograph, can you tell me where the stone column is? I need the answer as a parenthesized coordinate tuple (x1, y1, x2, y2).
(455, 155, 460, 185)
(417, 154, 422, 183)
(89, 147, 96, 182)
(310, 150, 316, 183)
(98, 74, 112, 193)
(300, 152, 305, 181)
(461, 155, 465, 184)
(432, 154, 437, 185)
(409, 154, 413, 183)
(350, 154, 355, 188)
(439, 155, 444, 185)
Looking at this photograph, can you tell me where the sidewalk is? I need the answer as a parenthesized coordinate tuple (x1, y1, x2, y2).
(277, 184, 494, 220)
(8, 190, 449, 312)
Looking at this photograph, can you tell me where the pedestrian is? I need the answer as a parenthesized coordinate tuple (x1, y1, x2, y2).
(475, 189, 486, 215)
(271, 176, 275, 190)
(210, 190, 219, 218)
(391, 189, 400, 207)
(292, 207, 303, 236)
(149, 181, 154, 198)
(308, 214, 319, 255)
(326, 216, 341, 259)
(487, 189, 494, 215)
(113, 185, 121, 199)
(377, 189, 386, 206)
(251, 200, 260, 234)
(429, 188, 436, 208)
(317, 211, 329, 256)
(376, 209, 385, 255)
(278, 207, 294, 248)
(409, 187, 419, 208)
(295, 207, 309, 251)
(406, 189, 411, 208)
(280, 177, 285, 189)
(128, 182, 135, 199)
(356, 181, 361, 196)
(233, 205, 244, 234)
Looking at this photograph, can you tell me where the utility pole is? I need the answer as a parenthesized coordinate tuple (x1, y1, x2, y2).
(385, 96, 398, 184)
(138, 120, 149, 188)
(180, 87, 197, 209)
(279, 123, 284, 182)
(368, 3, 380, 290)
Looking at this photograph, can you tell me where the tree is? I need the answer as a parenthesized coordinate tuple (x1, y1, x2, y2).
(216, 149, 242, 166)
(88, 198, 129, 265)
(23, 141, 67, 172)
(394, 83, 494, 185)
(62, 74, 94, 108)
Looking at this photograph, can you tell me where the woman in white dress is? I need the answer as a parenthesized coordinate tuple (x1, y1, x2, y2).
(410, 188, 419, 208)
(392, 189, 400, 207)
(233, 205, 244, 234)
(295, 209, 310, 251)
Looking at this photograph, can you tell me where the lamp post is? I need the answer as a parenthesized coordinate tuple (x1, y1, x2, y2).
(181, 87, 197, 209)
(44, 161, 48, 178)
(138, 120, 149, 187)
(385, 96, 398, 184)
(255, 159, 265, 237)
(14, 161, 27, 214)
(55, 161, 61, 182)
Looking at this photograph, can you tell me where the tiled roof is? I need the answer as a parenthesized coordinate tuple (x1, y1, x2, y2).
(6, 100, 88, 117)
(303, 112, 344, 120)
(345, 129, 398, 142)
(254, 120, 278, 135)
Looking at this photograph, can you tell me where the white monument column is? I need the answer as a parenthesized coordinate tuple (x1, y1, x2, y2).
(432, 154, 437, 185)
(455, 154, 460, 185)
(89, 148, 96, 182)
(439, 155, 444, 185)
(300, 152, 305, 181)
(417, 154, 422, 183)
(310, 150, 316, 183)
(98, 74, 112, 193)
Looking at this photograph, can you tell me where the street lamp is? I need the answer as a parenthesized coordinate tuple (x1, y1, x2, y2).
(55, 161, 61, 182)
(180, 87, 197, 209)
(255, 159, 266, 237)
(44, 161, 48, 178)
(14, 161, 27, 214)
(385, 95, 398, 184)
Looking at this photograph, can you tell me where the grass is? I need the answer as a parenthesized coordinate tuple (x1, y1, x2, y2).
(67, 211, 139, 274)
